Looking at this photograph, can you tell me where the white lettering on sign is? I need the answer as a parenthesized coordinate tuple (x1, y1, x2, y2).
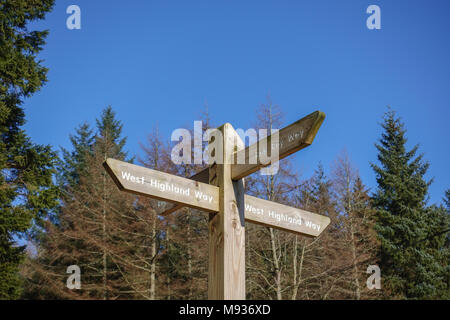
(282, 129, 304, 150)
(120, 171, 214, 204)
(305, 220, 321, 232)
(194, 191, 214, 204)
(245, 203, 264, 215)
(288, 130, 304, 143)
(268, 210, 302, 226)
(244, 202, 321, 232)
(121, 171, 145, 184)
(272, 129, 305, 151)
(148, 178, 190, 196)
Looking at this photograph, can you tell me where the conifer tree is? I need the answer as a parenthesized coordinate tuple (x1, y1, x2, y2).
(58, 123, 95, 187)
(23, 106, 153, 299)
(0, 0, 58, 299)
(371, 109, 448, 299)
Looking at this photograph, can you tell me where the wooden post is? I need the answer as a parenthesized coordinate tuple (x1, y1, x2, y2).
(208, 123, 246, 300)
(103, 111, 328, 300)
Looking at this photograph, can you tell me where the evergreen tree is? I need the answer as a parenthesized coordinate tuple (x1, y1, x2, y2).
(371, 109, 448, 299)
(95, 106, 128, 160)
(58, 123, 95, 187)
(0, 0, 57, 299)
(24, 106, 165, 299)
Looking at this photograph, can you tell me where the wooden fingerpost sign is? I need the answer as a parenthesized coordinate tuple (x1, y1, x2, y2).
(208, 123, 246, 299)
(103, 110, 330, 300)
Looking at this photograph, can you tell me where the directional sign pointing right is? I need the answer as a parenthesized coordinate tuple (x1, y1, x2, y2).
(244, 195, 330, 237)
(232, 110, 325, 180)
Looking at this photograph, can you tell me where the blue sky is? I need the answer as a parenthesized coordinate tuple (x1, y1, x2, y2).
(23, 0, 449, 205)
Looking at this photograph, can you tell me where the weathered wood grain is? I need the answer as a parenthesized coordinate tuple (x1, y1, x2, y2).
(208, 123, 246, 300)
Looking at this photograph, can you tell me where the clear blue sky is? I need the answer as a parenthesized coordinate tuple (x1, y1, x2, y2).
(23, 0, 449, 205)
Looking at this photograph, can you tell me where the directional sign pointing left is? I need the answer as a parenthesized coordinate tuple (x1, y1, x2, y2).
(103, 158, 219, 213)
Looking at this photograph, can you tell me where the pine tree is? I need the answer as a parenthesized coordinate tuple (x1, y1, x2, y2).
(371, 109, 448, 299)
(0, 0, 58, 299)
(23, 106, 149, 299)
(58, 123, 95, 187)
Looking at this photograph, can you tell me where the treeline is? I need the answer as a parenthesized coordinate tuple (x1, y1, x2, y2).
(0, 1, 449, 300)
(18, 102, 450, 300)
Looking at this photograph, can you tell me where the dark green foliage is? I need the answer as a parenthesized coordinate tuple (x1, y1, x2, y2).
(22, 106, 139, 300)
(371, 109, 449, 299)
(59, 123, 95, 187)
(0, 0, 57, 299)
(95, 106, 128, 160)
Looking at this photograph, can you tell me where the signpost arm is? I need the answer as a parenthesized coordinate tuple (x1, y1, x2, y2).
(231, 110, 325, 180)
(158, 168, 210, 216)
(208, 123, 246, 300)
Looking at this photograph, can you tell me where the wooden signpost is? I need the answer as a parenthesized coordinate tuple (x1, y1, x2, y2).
(103, 110, 330, 300)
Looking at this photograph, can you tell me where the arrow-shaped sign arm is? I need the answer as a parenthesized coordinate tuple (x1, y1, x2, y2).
(243, 194, 330, 237)
(103, 158, 220, 213)
(303, 111, 326, 145)
(231, 110, 325, 180)
(157, 168, 210, 216)
(158, 110, 326, 214)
